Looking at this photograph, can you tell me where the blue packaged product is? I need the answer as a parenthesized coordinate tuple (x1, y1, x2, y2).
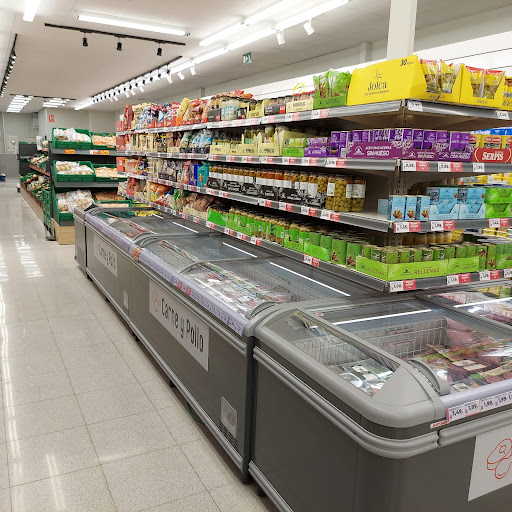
(416, 196, 430, 220)
(388, 195, 406, 221)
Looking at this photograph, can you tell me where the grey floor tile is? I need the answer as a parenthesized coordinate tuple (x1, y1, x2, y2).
(0, 443, 8, 490)
(0, 319, 51, 340)
(122, 353, 161, 382)
(158, 406, 205, 445)
(1, 350, 64, 380)
(0, 306, 47, 325)
(4, 395, 84, 441)
(0, 488, 9, 512)
(2, 370, 74, 407)
(59, 343, 124, 370)
(142, 491, 220, 512)
(210, 483, 269, 512)
(7, 426, 99, 486)
(10, 466, 116, 512)
(67, 359, 137, 394)
(88, 410, 176, 464)
(0, 332, 57, 359)
(52, 326, 112, 350)
(140, 378, 181, 410)
(77, 383, 154, 424)
(102, 446, 205, 512)
(43, 300, 93, 319)
(48, 314, 101, 334)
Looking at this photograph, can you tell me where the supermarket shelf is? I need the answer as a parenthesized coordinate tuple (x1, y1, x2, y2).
(28, 164, 50, 177)
(146, 152, 209, 160)
(400, 160, 512, 175)
(20, 186, 44, 224)
(53, 181, 121, 189)
(51, 148, 120, 156)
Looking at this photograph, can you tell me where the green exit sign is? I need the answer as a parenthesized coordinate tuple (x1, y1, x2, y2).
(243, 52, 252, 65)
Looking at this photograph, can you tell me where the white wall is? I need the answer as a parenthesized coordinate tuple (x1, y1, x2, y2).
(0, 113, 39, 153)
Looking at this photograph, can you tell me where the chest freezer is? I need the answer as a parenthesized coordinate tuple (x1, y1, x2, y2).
(249, 295, 512, 512)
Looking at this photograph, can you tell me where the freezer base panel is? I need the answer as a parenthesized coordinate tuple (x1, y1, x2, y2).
(74, 216, 86, 270)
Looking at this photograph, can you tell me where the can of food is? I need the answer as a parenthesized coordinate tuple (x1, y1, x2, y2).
(444, 246, 456, 259)
(371, 247, 382, 262)
(381, 249, 399, 264)
(410, 248, 421, 262)
(455, 245, 467, 258)
(465, 244, 477, 257)
(398, 248, 410, 263)
(422, 248, 433, 261)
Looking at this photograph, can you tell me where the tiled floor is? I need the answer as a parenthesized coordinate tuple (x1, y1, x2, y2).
(0, 180, 277, 512)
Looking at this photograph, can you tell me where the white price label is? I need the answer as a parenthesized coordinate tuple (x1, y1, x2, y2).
(402, 160, 416, 171)
(473, 162, 485, 173)
(325, 157, 346, 168)
(389, 281, 404, 293)
(437, 162, 451, 172)
(241, 156, 248, 163)
(303, 254, 313, 265)
(407, 100, 423, 112)
(285, 113, 293, 122)
(261, 116, 269, 124)
(447, 405, 465, 422)
(489, 218, 501, 228)
(447, 274, 460, 286)
(496, 393, 510, 406)
(260, 156, 268, 164)
(430, 221, 444, 231)
(320, 210, 332, 220)
(479, 270, 491, 281)
(310, 109, 329, 120)
(497, 110, 510, 120)
(193, 216, 200, 224)
(300, 205, 309, 215)
(301, 157, 311, 166)
(394, 222, 410, 233)
(504, 268, 512, 278)
(258, 198, 266, 206)
(278, 202, 288, 211)
(464, 400, 481, 416)
(281, 157, 290, 165)
(480, 397, 497, 412)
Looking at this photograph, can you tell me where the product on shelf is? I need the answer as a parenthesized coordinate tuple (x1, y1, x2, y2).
(94, 166, 120, 178)
(53, 128, 91, 143)
(54, 161, 94, 176)
(91, 133, 116, 146)
(56, 190, 93, 212)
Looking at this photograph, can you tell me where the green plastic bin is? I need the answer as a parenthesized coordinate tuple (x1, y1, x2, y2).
(52, 127, 92, 150)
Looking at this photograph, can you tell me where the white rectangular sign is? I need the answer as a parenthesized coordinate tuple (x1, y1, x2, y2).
(149, 280, 209, 370)
(469, 423, 512, 500)
(93, 234, 118, 277)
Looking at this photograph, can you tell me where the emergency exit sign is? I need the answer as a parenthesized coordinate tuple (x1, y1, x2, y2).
(243, 52, 252, 65)
(48, 114, 54, 122)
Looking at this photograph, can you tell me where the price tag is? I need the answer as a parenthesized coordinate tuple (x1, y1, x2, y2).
(496, 393, 510, 406)
(402, 160, 416, 171)
(320, 210, 332, 220)
(100, 150, 110, 155)
(241, 155, 248, 163)
(278, 202, 293, 212)
(394, 222, 419, 233)
(228, 155, 236, 162)
(221, 191, 229, 198)
(193, 217, 200, 224)
(303, 254, 319, 267)
(219, 121, 228, 128)
(464, 400, 481, 416)
(64, 149, 75, 154)
(284, 112, 299, 122)
(210, 154, 217, 161)
(438, 162, 451, 172)
(206, 221, 214, 229)
(260, 156, 274, 164)
(300, 205, 309, 215)
(447, 274, 460, 286)
(504, 268, 512, 278)
(325, 157, 346, 168)
(308, 207, 318, 217)
(430, 221, 444, 232)
(389, 281, 404, 293)
(205, 188, 213, 195)
(236, 232, 247, 241)
(224, 228, 234, 236)
(309, 157, 319, 166)
(447, 405, 465, 422)
(330, 212, 341, 221)
(267, 115, 276, 123)
(479, 270, 491, 281)
(250, 236, 262, 246)
(444, 220, 455, 231)
(480, 396, 497, 412)
(132, 247, 141, 261)
(235, 119, 244, 126)
(182, 213, 189, 220)
(489, 218, 509, 228)
(90, 150, 99, 155)
(451, 162, 463, 172)
(311, 109, 329, 120)
(407, 100, 423, 112)
(497, 110, 510, 120)
(261, 116, 269, 124)
(301, 157, 311, 166)
(281, 157, 290, 165)
(473, 162, 485, 173)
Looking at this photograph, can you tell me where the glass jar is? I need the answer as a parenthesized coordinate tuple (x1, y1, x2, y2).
(326, 175, 336, 210)
(415, 233, 427, 246)
(426, 232, 436, 245)
(274, 170, 284, 191)
(333, 175, 353, 212)
(307, 173, 318, 201)
(435, 232, 445, 244)
(350, 178, 366, 212)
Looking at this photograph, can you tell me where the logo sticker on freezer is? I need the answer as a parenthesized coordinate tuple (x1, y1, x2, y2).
(149, 280, 209, 371)
(469, 424, 512, 500)
(94, 235, 118, 276)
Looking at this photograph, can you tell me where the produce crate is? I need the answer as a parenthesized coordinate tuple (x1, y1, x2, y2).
(91, 132, 116, 150)
(92, 163, 127, 182)
(52, 189, 74, 222)
(53, 161, 95, 183)
(52, 127, 92, 149)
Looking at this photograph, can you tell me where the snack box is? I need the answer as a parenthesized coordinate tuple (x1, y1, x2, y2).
(378, 198, 388, 216)
(426, 186, 458, 204)
(416, 195, 430, 220)
(484, 187, 512, 204)
(485, 203, 512, 218)
(405, 195, 417, 220)
(388, 195, 406, 220)
(457, 187, 486, 204)
(429, 203, 460, 220)
(458, 203, 486, 219)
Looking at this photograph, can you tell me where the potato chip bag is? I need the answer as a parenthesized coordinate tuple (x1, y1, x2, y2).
(439, 61, 456, 93)
(420, 58, 439, 93)
(483, 69, 504, 99)
(466, 66, 485, 97)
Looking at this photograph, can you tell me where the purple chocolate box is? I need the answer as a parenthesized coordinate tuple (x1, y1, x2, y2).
(304, 146, 329, 158)
(422, 130, 437, 150)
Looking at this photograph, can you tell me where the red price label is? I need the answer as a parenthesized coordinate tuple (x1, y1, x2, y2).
(489, 218, 510, 228)
(443, 220, 455, 230)
(224, 228, 234, 236)
(330, 212, 341, 221)
(183, 213, 189, 220)
(309, 157, 319, 166)
(221, 191, 228, 198)
(417, 161, 430, 172)
(460, 273, 471, 284)
(303, 254, 320, 267)
(228, 155, 236, 162)
(210, 154, 217, 161)
(193, 217, 200, 224)
(308, 208, 318, 217)
(451, 162, 463, 172)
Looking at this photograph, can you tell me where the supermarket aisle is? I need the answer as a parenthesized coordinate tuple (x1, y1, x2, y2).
(0, 180, 276, 512)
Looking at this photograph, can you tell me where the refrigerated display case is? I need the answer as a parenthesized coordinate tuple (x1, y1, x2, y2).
(250, 295, 512, 512)
(79, 205, 373, 481)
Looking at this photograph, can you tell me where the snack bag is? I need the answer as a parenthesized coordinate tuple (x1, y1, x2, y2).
(505, 78, 512, 98)
(328, 70, 351, 98)
(420, 58, 439, 93)
(176, 98, 190, 119)
(318, 73, 328, 98)
(313, 75, 320, 99)
(466, 66, 485, 97)
(439, 61, 456, 93)
(483, 69, 504, 99)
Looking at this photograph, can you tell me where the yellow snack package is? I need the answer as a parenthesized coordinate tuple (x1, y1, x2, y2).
(502, 136, 512, 149)
(176, 98, 190, 118)
(439, 61, 456, 93)
(420, 58, 439, 93)
(504, 78, 512, 98)
(483, 69, 504, 99)
(466, 66, 485, 97)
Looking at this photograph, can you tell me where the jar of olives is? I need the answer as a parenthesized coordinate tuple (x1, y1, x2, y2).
(274, 170, 284, 191)
(275, 219, 290, 245)
(350, 178, 366, 212)
(333, 176, 353, 212)
(326, 175, 336, 210)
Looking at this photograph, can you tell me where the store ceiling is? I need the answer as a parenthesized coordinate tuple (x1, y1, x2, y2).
(0, 0, 511, 114)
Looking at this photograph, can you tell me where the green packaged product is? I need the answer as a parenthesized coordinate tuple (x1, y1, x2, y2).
(465, 245, 477, 258)
(363, 245, 372, 259)
(346, 242, 363, 267)
(477, 245, 488, 270)
(331, 237, 347, 265)
(308, 231, 321, 246)
(455, 245, 467, 258)
(437, 248, 446, 260)
(422, 249, 433, 262)
(288, 223, 300, 242)
(371, 247, 382, 262)
(411, 248, 423, 262)
(499, 286, 512, 298)
(381, 249, 399, 264)
(432, 247, 441, 261)
(398, 249, 410, 263)
(444, 246, 456, 259)
(485, 244, 497, 269)
(320, 235, 333, 253)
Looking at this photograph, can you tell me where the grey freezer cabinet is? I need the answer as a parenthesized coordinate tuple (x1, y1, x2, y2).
(80, 206, 371, 480)
(249, 294, 512, 512)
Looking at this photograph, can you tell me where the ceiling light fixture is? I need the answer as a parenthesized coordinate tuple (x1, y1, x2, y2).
(244, 0, 294, 26)
(130, 88, 136, 96)
(193, 47, 228, 64)
(157, 45, 162, 56)
(7, 95, 33, 112)
(117, 39, 122, 51)
(227, 27, 275, 51)
(124, 88, 130, 98)
(23, 0, 40, 22)
(199, 23, 245, 47)
(82, 36, 88, 46)
(1, 35, 17, 97)
(303, 19, 314, 35)
(178, 70, 185, 80)
(76, 13, 189, 37)
(166, 73, 173, 83)
(190, 65, 196, 76)
(275, 0, 350, 32)
(276, 30, 285, 45)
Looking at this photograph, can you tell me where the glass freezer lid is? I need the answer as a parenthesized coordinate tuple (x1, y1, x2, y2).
(143, 235, 269, 272)
(182, 258, 357, 318)
(300, 298, 512, 397)
(427, 284, 512, 327)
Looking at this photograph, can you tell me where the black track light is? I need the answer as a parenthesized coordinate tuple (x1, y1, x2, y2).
(157, 46, 162, 56)
(82, 36, 88, 47)
(117, 39, 122, 51)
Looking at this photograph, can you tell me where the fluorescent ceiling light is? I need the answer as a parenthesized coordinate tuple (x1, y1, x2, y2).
(244, 0, 294, 26)
(23, 0, 40, 22)
(199, 23, 244, 47)
(227, 27, 275, 51)
(276, 31, 285, 45)
(75, 99, 94, 110)
(76, 13, 188, 37)
(275, 0, 350, 31)
(194, 47, 228, 64)
(333, 309, 432, 326)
